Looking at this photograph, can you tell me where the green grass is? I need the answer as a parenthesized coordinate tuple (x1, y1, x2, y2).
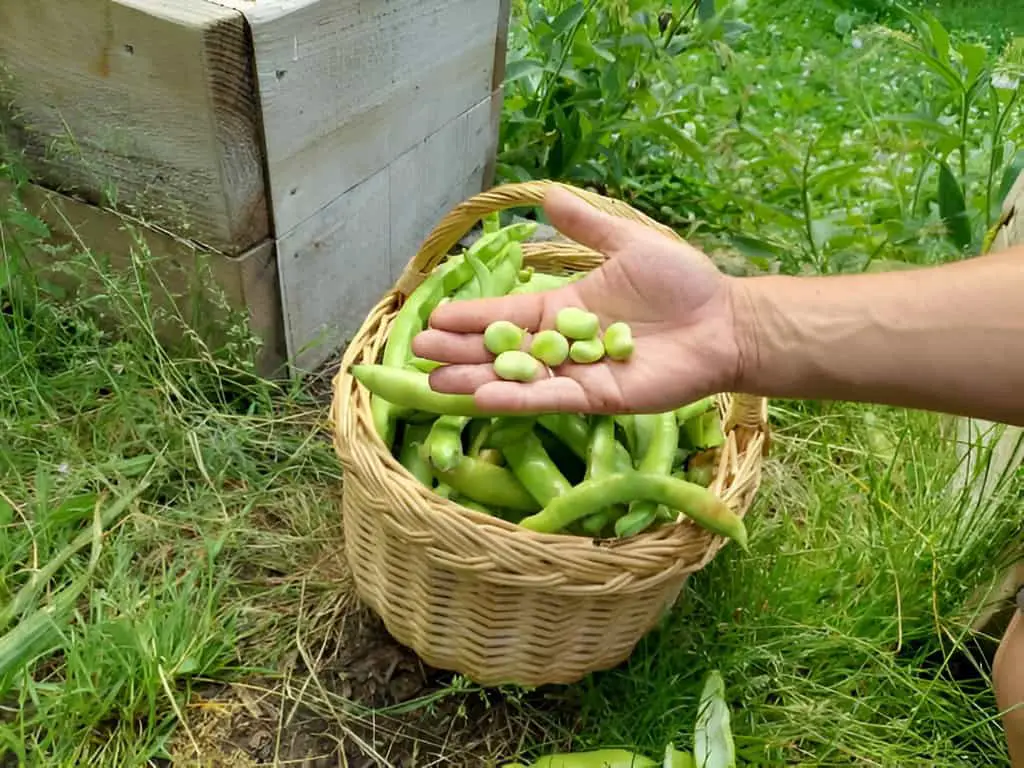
(2, 0, 1024, 765)
(0, 197, 352, 764)
(512, 405, 1021, 764)
(909, 1, 1024, 46)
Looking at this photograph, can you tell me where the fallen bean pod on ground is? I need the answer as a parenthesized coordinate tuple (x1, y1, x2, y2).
(352, 219, 746, 546)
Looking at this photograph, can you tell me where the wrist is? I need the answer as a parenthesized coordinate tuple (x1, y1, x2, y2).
(726, 274, 774, 397)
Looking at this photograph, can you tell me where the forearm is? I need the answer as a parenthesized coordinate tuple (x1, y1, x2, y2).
(732, 248, 1024, 426)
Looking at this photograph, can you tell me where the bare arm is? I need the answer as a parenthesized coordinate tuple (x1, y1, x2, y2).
(733, 247, 1024, 427)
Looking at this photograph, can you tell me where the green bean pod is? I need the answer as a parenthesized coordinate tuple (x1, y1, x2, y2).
(482, 212, 500, 234)
(465, 249, 494, 298)
(614, 415, 638, 457)
(352, 366, 493, 417)
(613, 506, 659, 537)
(489, 242, 526, 297)
(466, 221, 536, 262)
(397, 423, 433, 487)
(466, 418, 493, 457)
(504, 749, 659, 768)
(581, 416, 632, 536)
(674, 396, 716, 427)
(433, 457, 540, 512)
(455, 498, 495, 516)
(616, 412, 677, 537)
(372, 255, 474, 445)
(408, 356, 442, 373)
(517, 473, 747, 549)
(501, 430, 573, 507)
(536, 414, 591, 460)
(700, 411, 726, 449)
(424, 415, 471, 472)
(683, 410, 725, 450)
(487, 417, 538, 448)
(509, 272, 572, 295)
(629, 414, 659, 468)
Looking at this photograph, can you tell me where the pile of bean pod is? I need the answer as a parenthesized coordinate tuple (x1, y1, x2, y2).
(350, 216, 748, 547)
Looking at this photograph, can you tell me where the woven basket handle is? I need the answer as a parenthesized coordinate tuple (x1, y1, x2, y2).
(394, 180, 766, 431)
(394, 181, 679, 296)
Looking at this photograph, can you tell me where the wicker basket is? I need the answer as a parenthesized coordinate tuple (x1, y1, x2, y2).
(331, 181, 769, 688)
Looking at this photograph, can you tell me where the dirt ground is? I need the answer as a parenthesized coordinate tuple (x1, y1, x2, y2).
(168, 605, 550, 767)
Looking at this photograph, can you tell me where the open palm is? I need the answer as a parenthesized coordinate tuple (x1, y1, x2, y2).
(412, 187, 745, 414)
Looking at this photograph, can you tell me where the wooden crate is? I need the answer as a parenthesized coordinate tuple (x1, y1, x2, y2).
(0, 0, 509, 373)
(1, 179, 287, 377)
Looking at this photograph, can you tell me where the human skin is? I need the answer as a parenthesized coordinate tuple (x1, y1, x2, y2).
(411, 185, 1024, 763)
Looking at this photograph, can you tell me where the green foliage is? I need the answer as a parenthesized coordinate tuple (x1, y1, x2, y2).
(498, 0, 1024, 273)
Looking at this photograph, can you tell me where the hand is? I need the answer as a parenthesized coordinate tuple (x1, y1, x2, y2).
(412, 186, 747, 414)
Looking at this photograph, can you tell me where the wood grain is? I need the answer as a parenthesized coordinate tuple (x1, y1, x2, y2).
(0, 0, 269, 254)
(278, 98, 495, 372)
(238, 0, 502, 237)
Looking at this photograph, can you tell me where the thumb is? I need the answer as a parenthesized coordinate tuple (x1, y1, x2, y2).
(543, 185, 648, 256)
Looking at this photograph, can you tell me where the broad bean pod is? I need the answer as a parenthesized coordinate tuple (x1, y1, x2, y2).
(517, 472, 747, 549)
(433, 457, 540, 512)
(581, 416, 632, 536)
(424, 415, 470, 472)
(502, 749, 658, 768)
(397, 423, 433, 488)
(536, 414, 591, 460)
(352, 366, 494, 417)
(615, 412, 677, 538)
(501, 429, 573, 507)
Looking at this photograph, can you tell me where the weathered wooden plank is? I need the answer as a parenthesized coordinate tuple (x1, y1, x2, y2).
(387, 97, 496, 282)
(0, 0, 269, 254)
(234, 0, 502, 237)
(278, 97, 496, 372)
(274, 165, 392, 373)
(957, 171, 1024, 635)
(3, 180, 286, 378)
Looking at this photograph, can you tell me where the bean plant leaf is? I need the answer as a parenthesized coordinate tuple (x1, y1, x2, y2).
(694, 670, 736, 768)
(877, 113, 963, 154)
(937, 159, 973, 251)
(642, 122, 705, 165)
(886, 11, 963, 93)
(698, 0, 716, 23)
(958, 42, 989, 88)
(921, 10, 952, 66)
(808, 162, 866, 195)
(504, 58, 545, 85)
(552, 2, 587, 35)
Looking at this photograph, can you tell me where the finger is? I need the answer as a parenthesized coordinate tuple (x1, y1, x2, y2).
(428, 293, 547, 334)
(428, 364, 501, 394)
(543, 186, 641, 256)
(412, 329, 491, 364)
(473, 376, 590, 414)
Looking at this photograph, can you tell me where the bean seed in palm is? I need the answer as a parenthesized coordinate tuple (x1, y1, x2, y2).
(569, 337, 605, 364)
(494, 350, 541, 382)
(603, 321, 635, 361)
(484, 320, 525, 355)
(530, 329, 570, 367)
(555, 307, 600, 340)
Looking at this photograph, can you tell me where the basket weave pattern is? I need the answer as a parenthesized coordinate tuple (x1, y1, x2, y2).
(331, 181, 768, 687)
